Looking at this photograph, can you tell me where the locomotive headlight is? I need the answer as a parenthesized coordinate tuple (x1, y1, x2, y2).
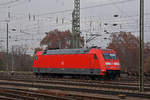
(102, 70, 105, 72)
(105, 62, 111, 65)
(114, 62, 119, 65)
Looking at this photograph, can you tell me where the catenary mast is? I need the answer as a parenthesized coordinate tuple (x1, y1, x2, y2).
(72, 0, 80, 48)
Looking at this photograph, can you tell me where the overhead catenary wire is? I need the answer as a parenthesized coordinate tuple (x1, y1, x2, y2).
(0, 0, 19, 6)
(37, 0, 136, 17)
(0, 0, 150, 53)
(0, 0, 31, 8)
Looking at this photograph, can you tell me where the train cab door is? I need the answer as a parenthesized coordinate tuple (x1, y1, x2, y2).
(90, 54, 98, 75)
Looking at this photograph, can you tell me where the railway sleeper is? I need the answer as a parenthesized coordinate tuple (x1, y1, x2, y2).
(0, 90, 36, 100)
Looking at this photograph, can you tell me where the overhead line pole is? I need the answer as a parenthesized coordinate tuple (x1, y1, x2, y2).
(6, 22, 9, 72)
(139, 0, 144, 92)
(72, 0, 80, 48)
(7, 23, 9, 54)
(6, 10, 10, 72)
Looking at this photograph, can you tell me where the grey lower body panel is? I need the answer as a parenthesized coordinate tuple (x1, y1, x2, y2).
(33, 68, 101, 75)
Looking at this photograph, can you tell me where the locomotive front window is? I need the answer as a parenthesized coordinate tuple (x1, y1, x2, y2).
(110, 54, 117, 59)
(103, 53, 117, 59)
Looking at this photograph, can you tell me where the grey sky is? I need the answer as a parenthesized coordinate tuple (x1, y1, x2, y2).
(0, 0, 150, 54)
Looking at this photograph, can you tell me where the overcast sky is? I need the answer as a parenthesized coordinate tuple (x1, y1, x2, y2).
(0, 0, 150, 54)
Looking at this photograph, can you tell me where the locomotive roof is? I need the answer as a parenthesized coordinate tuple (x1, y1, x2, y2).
(43, 48, 90, 55)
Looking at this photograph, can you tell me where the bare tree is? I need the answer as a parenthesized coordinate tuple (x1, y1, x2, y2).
(40, 29, 84, 49)
(107, 32, 150, 73)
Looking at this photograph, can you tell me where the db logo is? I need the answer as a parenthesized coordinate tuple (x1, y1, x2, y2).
(61, 61, 64, 65)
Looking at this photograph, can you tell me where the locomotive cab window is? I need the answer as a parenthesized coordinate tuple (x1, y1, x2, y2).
(103, 53, 117, 59)
(94, 54, 98, 59)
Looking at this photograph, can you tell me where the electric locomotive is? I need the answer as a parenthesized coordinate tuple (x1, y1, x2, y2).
(33, 47, 120, 79)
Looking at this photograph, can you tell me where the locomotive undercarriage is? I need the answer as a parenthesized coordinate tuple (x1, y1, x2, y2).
(34, 73, 104, 80)
(33, 68, 103, 80)
(105, 70, 120, 79)
(33, 68, 120, 80)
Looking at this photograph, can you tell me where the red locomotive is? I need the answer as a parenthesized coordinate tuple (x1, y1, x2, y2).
(33, 47, 120, 79)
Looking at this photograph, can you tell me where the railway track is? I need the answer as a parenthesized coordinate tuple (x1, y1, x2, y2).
(0, 79, 150, 99)
(1, 72, 150, 92)
(1, 72, 150, 99)
(2, 78, 150, 92)
(5, 73, 150, 84)
(3, 73, 150, 90)
(1, 71, 150, 82)
(0, 87, 71, 100)
(0, 81, 118, 100)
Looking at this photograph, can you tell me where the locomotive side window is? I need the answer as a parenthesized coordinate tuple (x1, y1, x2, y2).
(35, 56, 38, 60)
(42, 50, 47, 55)
(94, 54, 98, 59)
